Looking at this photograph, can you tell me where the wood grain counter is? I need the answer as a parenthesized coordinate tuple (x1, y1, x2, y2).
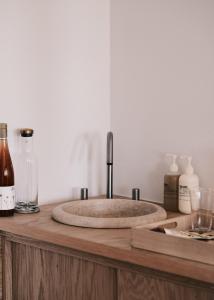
(0, 201, 214, 300)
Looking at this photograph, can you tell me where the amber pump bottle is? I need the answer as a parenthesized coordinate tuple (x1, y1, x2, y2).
(164, 154, 180, 212)
(0, 123, 15, 216)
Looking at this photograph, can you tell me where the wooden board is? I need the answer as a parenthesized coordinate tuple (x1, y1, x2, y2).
(131, 214, 214, 265)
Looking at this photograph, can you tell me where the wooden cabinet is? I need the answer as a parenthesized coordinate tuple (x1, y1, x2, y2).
(1, 236, 214, 300)
(0, 202, 214, 300)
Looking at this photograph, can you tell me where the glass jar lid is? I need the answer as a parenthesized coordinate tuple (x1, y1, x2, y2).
(20, 128, 34, 137)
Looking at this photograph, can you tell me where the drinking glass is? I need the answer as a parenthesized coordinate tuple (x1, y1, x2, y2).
(190, 188, 213, 233)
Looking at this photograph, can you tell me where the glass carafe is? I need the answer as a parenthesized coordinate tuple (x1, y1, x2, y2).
(15, 128, 40, 213)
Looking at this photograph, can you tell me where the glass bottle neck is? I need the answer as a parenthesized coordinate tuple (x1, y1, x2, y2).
(0, 137, 9, 148)
(21, 137, 33, 153)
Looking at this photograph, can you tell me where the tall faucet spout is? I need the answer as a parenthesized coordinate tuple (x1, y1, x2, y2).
(106, 132, 113, 198)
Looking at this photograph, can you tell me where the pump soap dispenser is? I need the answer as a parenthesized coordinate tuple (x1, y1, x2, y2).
(178, 156, 199, 214)
(164, 154, 180, 212)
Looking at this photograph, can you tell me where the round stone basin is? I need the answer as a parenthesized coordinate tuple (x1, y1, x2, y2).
(52, 199, 167, 228)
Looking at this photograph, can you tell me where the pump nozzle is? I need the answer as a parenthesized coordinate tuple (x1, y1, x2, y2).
(166, 153, 178, 173)
(180, 155, 194, 175)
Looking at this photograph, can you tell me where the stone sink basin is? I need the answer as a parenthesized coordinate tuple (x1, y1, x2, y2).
(52, 199, 167, 228)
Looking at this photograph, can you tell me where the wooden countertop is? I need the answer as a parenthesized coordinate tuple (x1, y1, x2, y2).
(0, 200, 213, 285)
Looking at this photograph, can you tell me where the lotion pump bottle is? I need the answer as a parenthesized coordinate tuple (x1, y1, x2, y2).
(164, 154, 180, 212)
(178, 156, 199, 214)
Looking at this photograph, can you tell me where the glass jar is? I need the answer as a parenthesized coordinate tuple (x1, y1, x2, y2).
(15, 128, 40, 213)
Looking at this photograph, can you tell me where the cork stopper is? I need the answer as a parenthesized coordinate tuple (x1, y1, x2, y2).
(20, 128, 34, 137)
(0, 123, 7, 138)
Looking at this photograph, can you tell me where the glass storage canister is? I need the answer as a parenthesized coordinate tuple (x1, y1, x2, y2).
(15, 128, 40, 213)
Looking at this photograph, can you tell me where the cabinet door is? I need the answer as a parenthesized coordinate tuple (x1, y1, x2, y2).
(0, 238, 2, 300)
(118, 269, 214, 300)
(4, 241, 117, 300)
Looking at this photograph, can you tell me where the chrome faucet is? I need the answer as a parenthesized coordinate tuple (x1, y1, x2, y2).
(106, 132, 113, 198)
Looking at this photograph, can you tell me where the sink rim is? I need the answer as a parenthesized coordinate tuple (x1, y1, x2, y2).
(52, 199, 167, 229)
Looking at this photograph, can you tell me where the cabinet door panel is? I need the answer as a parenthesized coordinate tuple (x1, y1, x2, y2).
(0, 238, 2, 300)
(118, 269, 214, 300)
(11, 243, 117, 300)
(83, 260, 117, 300)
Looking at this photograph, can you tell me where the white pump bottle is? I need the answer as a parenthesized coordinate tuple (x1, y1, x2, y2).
(178, 156, 199, 214)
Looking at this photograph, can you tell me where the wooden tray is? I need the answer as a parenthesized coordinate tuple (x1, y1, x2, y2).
(131, 214, 214, 265)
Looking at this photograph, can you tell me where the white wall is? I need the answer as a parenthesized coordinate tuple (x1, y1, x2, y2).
(2, 1, 214, 205)
(0, 0, 110, 204)
(111, 0, 214, 202)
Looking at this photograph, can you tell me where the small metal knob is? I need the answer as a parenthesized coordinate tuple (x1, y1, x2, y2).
(80, 188, 88, 200)
(132, 188, 140, 200)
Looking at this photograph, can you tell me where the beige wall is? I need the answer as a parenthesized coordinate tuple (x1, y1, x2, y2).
(111, 0, 214, 202)
(0, 0, 110, 203)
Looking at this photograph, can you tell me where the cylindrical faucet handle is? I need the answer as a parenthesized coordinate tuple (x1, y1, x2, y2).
(107, 132, 113, 164)
(80, 188, 88, 200)
(132, 188, 140, 200)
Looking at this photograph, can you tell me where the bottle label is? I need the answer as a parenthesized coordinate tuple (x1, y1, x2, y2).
(179, 185, 189, 200)
(178, 185, 191, 213)
(179, 185, 199, 214)
(0, 186, 15, 210)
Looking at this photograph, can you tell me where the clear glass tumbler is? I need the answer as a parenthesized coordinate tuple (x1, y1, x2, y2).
(190, 188, 213, 233)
